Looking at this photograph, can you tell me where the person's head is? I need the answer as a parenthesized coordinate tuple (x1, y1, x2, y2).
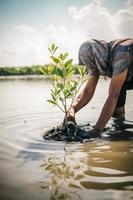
(78, 39, 109, 77)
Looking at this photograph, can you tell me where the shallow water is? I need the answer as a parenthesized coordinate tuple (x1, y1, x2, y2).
(0, 76, 133, 200)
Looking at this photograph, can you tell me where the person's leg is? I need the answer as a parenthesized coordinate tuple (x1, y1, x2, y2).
(112, 81, 127, 119)
(113, 76, 133, 119)
(104, 78, 133, 137)
(125, 77, 133, 90)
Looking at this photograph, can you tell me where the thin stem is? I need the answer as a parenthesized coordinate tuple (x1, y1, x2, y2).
(59, 91, 66, 109)
(55, 101, 65, 113)
(61, 61, 68, 128)
(69, 76, 84, 110)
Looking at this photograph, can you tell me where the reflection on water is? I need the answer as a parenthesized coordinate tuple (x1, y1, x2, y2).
(0, 77, 133, 200)
(39, 141, 133, 200)
(40, 155, 84, 200)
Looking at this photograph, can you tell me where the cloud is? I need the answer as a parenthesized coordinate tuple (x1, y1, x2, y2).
(0, 0, 133, 66)
(126, 0, 133, 7)
(15, 24, 35, 32)
(116, 3, 133, 37)
(68, 1, 119, 41)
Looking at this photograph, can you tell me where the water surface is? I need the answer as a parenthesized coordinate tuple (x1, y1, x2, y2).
(0, 76, 133, 200)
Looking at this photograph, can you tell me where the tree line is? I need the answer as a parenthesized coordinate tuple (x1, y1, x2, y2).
(0, 65, 45, 76)
(0, 64, 80, 76)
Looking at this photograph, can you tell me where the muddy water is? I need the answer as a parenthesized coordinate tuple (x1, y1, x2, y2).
(0, 76, 133, 200)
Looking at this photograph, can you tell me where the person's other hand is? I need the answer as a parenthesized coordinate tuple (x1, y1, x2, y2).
(73, 127, 101, 140)
(87, 128, 101, 138)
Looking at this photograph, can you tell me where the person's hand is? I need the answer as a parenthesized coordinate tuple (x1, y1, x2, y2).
(64, 108, 76, 125)
(87, 128, 101, 138)
(73, 127, 101, 140)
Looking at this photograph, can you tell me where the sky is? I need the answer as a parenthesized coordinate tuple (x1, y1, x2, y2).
(0, 0, 133, 66)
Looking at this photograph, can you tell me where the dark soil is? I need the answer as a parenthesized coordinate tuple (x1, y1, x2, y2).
(43, 122, 93, 142)
(43, 120, 133, 142)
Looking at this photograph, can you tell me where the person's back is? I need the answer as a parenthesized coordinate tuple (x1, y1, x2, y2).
(78, 38, 133, 80)
(66, 38, 133, 137)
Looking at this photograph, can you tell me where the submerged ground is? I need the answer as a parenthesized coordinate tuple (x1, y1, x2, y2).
(0, 76, 133, 200)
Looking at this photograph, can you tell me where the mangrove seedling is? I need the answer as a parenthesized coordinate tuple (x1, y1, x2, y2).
(41, 44, 88, 129)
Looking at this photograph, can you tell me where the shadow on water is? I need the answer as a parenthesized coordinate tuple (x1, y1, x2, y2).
(16, 139, 66, 167)
(16, 139, 46, 162)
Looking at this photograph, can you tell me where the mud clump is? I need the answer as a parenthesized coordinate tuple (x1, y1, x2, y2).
(43, 121, 93, 142)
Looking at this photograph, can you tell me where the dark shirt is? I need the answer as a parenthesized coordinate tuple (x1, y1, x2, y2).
(78, 38, 133, 81)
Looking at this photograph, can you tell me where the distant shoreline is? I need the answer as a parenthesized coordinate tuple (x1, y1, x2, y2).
(0, 64, 79, 76)
(0, 65, 44, 76)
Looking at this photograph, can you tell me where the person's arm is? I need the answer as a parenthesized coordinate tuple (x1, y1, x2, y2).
(67, 75, 99, 122)
(94, 69, 128, 133)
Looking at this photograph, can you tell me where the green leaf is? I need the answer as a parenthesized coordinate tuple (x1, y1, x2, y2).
(65, 92, 74, 98)
(66, 67, 74, 77)
(56, 88, 61, 96)
(68, 80, 77, 92)
(59, 96, 64, 101)
(51, 93, 56, 101)
(57, 82, 64, 90)
(50, 56, 60, 64)
(48, 47, 52, 54)
(40, 65, 54, 75)
(54, 67, 64, 78)
(65, 59, 73, 68)
(47, 65, 54, 74)
(59, 53, 68, 61)
(52, 87, 61, 97)
(51, 89, 55, 95)
(47, 99, 56, 105)
(63, 53, 68, 60)
(52, 74, 59, 81)
(39, 67, 47, 75)
(58, 53, 64, 61)
(54, 46, 58, 53)
(83, 66, 87, 73)
(81, 66, 87, 76)
(77, 66, 82, 75)
(77, 66, 87, 76)
(51, 43, 55, 51)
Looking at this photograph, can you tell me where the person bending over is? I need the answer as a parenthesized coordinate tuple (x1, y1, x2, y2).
(66, 38, 133, 137)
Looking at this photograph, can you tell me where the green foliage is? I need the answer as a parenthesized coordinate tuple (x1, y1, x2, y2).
(0, 65, 46, 76)
(42, 43, 88, 122)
